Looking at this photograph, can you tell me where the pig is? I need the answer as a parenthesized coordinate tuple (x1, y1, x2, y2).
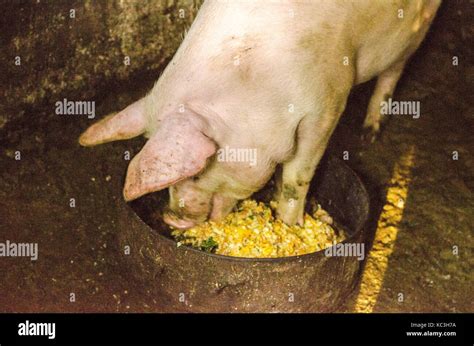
(79, 0, 441, 228)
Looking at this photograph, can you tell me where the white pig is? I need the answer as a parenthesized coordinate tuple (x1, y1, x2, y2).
(79, 0, 441, 228)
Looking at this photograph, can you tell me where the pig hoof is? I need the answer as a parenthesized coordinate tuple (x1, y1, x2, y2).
(163, 213, 196, 230)
(276, 208, 303, 227)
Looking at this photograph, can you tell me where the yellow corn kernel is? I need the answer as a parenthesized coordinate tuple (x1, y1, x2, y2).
(171, 199, 345, 258)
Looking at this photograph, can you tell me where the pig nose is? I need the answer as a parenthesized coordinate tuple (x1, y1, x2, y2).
(163, 212, 197, 230)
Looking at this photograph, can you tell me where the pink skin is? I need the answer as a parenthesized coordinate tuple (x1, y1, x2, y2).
(163, 213, 197, 229)
(79, 0, 440, 229)
(164, 180, 212, 229)
(163, 173, 250, 229)
(79, 102, 266, 229)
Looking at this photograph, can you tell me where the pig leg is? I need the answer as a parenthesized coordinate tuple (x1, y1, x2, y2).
(276, 102, 346, 226)
(363, 1, 440, 137)
(362, 59, 407, 136)
(273, 165, 283, 205)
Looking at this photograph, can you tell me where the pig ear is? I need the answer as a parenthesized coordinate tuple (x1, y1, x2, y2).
(123, 116, 216, 201)
(79, 98, 147, 146)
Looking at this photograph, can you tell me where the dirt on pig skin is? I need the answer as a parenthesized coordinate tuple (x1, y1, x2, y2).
(0, 0, 472, 312)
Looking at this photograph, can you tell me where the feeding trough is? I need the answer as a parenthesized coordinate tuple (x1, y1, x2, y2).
(118, 155, 370, 312)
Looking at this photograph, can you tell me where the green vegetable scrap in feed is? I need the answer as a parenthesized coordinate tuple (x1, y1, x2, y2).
(200, 237, 218, 253)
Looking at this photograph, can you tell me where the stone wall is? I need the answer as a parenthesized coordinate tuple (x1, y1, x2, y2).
(0, 0, 203, 129)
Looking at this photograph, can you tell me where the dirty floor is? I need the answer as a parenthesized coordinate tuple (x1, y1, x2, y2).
(0, 1, 472, 312)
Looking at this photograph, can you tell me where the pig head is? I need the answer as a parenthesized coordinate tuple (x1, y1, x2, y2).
(79, 97, 277, 229)
(79, 0, 440, 229)
(80, 100, 220, 229)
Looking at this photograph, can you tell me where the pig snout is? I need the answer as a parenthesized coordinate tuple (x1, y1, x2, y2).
(164, 182, 238, 229)
(165, 182, 212, 229)
(163, 212, 197, 230)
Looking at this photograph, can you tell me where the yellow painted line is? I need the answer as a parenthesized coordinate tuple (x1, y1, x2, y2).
(354, 145, 416, 313)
